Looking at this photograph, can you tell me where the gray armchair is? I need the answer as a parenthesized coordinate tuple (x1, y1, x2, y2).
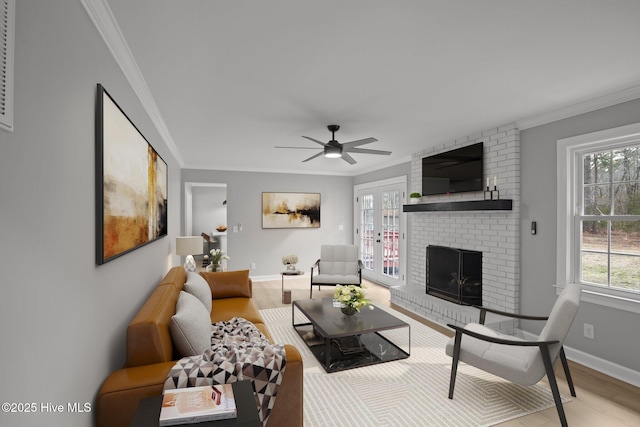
(310, 245, 363, 298)
(446, 283, 581, 427)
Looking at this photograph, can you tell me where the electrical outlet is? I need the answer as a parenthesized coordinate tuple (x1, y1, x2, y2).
(584, 323, 595, 339)
(250, 262, 256, 270)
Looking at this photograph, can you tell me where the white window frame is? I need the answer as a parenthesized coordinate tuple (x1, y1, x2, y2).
(557, 122, 640, 313)
(0, 0, 15, 132)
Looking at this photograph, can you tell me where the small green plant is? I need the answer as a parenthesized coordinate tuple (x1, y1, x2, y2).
(410, 192, 422, 198)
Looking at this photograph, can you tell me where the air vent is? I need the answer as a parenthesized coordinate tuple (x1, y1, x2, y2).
(0, 0, 15, 132)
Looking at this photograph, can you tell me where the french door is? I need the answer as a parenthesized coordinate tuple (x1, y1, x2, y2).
(355, 179, 405, 287)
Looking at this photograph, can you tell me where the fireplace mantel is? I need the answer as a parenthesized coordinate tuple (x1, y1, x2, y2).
(403, 199, 512, 212)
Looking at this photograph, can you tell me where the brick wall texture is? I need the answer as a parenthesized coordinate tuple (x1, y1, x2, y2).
(391, 123, 520, 330)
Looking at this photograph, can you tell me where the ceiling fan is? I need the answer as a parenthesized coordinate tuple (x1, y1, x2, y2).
(275, 125, 391, 165)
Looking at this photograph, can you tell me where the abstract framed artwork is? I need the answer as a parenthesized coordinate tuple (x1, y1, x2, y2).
(95, 84, 168, 264)
(262, 192, 321, 229)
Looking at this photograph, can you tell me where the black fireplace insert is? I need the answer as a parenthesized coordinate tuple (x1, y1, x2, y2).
(426, 245, 482, 306)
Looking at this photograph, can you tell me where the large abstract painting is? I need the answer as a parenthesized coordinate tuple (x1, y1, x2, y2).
(262, 192, 320, 229)
(96, 84, 168, 264)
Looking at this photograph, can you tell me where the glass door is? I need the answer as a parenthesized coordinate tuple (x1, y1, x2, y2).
(356, 181, 405, 287)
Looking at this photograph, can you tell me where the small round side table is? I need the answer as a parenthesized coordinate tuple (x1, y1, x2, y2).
(281, 270, 304, 304)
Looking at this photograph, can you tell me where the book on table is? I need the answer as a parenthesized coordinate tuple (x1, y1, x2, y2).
(159, 384, 237, 426)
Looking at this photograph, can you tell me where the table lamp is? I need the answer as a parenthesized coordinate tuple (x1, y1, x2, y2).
(176, 236, 202, 272)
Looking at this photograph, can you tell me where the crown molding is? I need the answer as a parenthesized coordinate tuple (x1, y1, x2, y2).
(81, 0, 184, 167)
(82, 0, 640, 172)
(517, 85, 640, 130)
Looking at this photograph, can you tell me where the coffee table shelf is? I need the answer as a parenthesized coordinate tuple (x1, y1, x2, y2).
(292, 298, 410, 373)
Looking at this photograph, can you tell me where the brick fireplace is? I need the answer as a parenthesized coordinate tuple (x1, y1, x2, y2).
(391, 123, 520, 332)
(426, 245, 483, 306)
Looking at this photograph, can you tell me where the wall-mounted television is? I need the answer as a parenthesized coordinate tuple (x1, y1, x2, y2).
(422, 142, 483, 196)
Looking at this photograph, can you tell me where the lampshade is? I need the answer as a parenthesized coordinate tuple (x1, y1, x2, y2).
(176, 236, 203, 256)
(176, 236, 203, 272)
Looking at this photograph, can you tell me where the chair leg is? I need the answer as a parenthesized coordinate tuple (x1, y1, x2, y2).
(559, 347, 576, 397)
(448, 331, 462, 399)
(540, 345, 569, 427)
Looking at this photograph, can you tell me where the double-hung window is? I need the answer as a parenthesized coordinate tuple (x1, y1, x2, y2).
(557, 123, 640, 312)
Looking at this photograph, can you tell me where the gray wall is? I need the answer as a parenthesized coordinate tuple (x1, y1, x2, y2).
(182, 169, 355, 276)
(520, 97, 640, 373)
(353, 161, 411, 186)
(0, 2, 181, 426)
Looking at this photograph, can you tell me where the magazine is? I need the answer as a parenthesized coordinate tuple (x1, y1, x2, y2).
(159, 384, 237, 426)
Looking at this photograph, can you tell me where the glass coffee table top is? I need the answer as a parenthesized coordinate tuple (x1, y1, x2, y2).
(292, 298, 410, 372)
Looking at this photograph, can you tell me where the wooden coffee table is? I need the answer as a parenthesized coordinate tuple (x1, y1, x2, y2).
(292, 298, 410, 373)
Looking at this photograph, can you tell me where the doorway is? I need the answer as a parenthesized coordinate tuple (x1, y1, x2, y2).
(184, 182, 228, 264)
(354, 177, 406, 287)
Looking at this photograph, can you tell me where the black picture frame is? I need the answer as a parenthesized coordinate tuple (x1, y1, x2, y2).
(95, 84, 168, 265)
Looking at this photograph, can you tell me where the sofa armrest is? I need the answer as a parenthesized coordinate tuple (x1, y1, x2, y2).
(96, 361, 174, 427)
(97, 347, 304, 427)
(266, 344, 304, 427)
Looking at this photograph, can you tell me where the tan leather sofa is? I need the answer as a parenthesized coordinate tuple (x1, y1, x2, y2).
(96, 267, 303, 426)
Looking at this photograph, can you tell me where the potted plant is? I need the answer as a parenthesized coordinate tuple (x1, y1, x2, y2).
(208, 249, 230, 272)
(409, 192, 422, 204)
(282, 254, 299, 271)
(333, 284, 371, 316)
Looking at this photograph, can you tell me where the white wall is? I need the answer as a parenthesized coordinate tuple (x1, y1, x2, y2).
(391, 124, 521, 329)
(192, 186, 227, 236)
(0, 2, 181, 426)
(182, 169, 355, 277)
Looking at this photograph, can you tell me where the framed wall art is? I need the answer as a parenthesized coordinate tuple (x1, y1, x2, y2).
(262, 192, 320, 229)
(95, 84, 168, 264)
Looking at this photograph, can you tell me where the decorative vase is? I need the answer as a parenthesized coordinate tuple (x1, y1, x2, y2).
(341, 306, 357, 316)
(212, 262, 222, 272)
(286, 263, 296, 271)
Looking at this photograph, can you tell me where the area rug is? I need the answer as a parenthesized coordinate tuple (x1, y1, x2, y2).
(260, 305, 569, 427)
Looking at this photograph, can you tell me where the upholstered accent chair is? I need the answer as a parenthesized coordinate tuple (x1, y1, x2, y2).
(310, 245, 363, 298)
(445, 283, 581, 427)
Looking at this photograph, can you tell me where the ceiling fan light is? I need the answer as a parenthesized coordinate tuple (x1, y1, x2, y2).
(324, 146, 342, 158)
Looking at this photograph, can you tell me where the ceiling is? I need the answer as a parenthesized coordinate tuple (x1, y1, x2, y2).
(103, 0, 640, 176)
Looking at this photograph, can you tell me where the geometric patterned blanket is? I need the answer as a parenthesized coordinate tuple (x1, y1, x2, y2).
(163, 317, 287, 426)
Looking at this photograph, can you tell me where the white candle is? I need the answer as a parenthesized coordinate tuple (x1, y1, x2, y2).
(486, 178, 489, 188)
(494, 176, 497, 187)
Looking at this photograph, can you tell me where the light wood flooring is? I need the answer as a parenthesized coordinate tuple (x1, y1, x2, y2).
(253, 276, 640, 427)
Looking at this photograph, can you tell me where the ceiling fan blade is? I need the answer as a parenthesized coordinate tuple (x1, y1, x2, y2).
(301, 136, 327, 147)
(341, 137, 378, 149)
(341, 152, 357, 165)
(274, 146, 319, 149)
(346, 147, 392, 156)
(302, 151, 324, 162)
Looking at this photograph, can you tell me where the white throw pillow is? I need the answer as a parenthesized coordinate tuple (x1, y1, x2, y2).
(170, 291, 212, 357)
(184, 271, 212, 313)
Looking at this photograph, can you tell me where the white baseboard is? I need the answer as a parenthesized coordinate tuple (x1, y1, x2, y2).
(250, 271, 310, 282)
(521, 330, 640, 388)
